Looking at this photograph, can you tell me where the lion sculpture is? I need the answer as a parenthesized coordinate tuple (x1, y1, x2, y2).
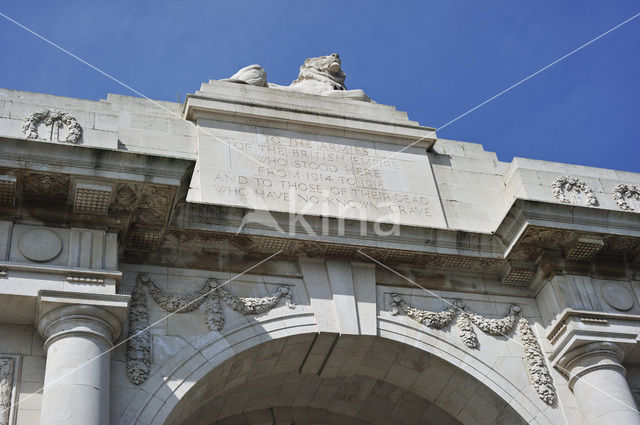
(221, 53, 370, 102)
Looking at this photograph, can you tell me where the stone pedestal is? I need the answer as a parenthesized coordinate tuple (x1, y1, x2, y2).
(37, 304, 122, 425)
(561, 342, 640, 425)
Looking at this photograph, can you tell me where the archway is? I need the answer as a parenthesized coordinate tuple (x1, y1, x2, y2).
(161, 334, 527, 425)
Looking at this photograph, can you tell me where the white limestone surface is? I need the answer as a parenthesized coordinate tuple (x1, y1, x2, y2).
(4, 87, 640, 236)
(193, 123, 447, 228)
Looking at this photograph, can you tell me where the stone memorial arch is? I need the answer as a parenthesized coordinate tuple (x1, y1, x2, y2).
(0, 55, 639, 425)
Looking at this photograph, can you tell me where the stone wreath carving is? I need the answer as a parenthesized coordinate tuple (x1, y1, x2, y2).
(389, 293, 555, 405)
(126, 273, 295, 385)
(613, 184, 640, 211)
(22, 109, 82, 144)
(551, 176, 598, 206)
(0, 357, 15, 425)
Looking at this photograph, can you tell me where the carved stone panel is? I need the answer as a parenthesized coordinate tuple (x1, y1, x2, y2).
(126, 274, 295, 385)
(22, 173, 69, 201)
(18, 228, 62, 262)
(601, 282, 634, 311)
(0, 355, 21, 425)
(195, 125, 447, 228)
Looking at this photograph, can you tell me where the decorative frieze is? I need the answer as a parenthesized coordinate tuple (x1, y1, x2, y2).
(125, 274, 295, 385)
(613, 184, 640, 211)
(22, 109, 82, 144)
(551, 176, 598, 206)
(388, 294, 556, 404)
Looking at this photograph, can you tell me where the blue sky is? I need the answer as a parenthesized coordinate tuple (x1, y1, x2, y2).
(1, 1, 638, 171)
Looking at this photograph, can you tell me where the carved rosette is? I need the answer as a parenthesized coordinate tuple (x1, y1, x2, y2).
(613, 184, 640, 211)
(22, 109, 82, 144)
(125, 274, 295, 385)
(551, 176, 598, 206)
(517, 318, 556, 405)
(388, 294, 555, 404)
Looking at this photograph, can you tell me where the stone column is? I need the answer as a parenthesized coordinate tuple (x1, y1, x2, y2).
(561, 342, 640, 425)
(37, 304, 122, 425)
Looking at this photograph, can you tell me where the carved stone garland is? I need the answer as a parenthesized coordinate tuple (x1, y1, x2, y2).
(551, 176, 598, 206)
(0, 357, 15, 425)
(389, 293, 556, 405)
(206, 281, 295, 330)
(125, 273, 295, 385)
(517, 318, 556, 405)
(613, 184, 640, 211)
(126, 279, 151, 385)
(389, 293, 456, 329)
(456, 311, 478, 348)
(22, 109, 82, 144)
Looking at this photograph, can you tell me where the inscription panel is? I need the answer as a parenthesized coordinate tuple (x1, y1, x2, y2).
(193, 124, 447, 228)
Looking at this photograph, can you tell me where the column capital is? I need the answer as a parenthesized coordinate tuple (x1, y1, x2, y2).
(558, 341, 626, 390)
(36, 290, 130, 351)
(37, 304, 122, 351)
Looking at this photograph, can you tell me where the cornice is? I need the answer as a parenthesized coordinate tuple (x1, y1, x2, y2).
(36, 290, 130, 327)
(546, 308, 640, 344)
(0, 261, 122, 281)
(183, 88, 437, 147)
(0, 136, 193, 184)
(0, 136, 638, 286)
